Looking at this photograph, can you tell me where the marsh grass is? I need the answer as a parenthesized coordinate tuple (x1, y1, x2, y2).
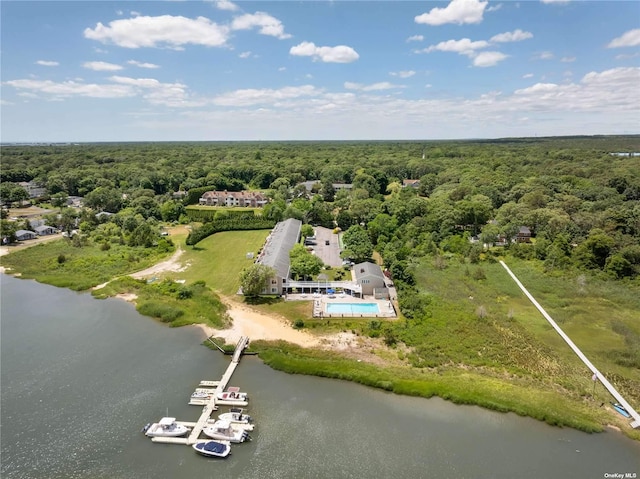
(0, 239, 173, 290)
(93, 276, 228, 328)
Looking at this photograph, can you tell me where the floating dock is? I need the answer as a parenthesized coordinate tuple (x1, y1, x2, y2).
(150, 336, 251, 445)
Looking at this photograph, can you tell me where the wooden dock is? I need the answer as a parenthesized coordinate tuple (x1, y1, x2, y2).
(151, 336, 251, 445)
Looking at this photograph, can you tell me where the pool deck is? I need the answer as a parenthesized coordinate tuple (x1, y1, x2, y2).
(288, 293, 397, 318)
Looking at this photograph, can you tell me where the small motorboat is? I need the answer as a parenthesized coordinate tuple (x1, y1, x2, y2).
(144, 417, 190, 437)
(193, 440, 231, 458)
(202, 420, 251, 443)
(611, 402, 632, 418)
(217, 387, 249, 406)
(219, 407, 253, 425)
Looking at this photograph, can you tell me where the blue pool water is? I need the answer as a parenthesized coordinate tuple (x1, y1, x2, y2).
(326, 302, 380, 314)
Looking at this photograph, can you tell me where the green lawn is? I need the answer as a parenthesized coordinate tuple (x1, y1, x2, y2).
(178, 229, 270, 296)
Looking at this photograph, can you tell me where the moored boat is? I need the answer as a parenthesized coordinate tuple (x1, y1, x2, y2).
(217, 386, 249, 405)
(144, 417, 190, 437)
(193, 440, 231, 458)
(219, 407, 253, 425)
(202, 420, 251, 443)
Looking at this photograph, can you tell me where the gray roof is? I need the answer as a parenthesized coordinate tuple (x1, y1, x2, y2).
(259, 218, 302, 280)
(34, 225, 56, 233)
(15, 229, 36, 236)
(353, 262, 385, 280)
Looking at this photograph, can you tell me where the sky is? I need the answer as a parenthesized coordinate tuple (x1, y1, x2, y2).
(1, 0, 639, 142)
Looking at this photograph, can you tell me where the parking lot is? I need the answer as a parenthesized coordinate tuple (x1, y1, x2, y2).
(307, 226, 343, 268)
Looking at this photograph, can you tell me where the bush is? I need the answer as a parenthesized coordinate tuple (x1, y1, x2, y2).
(294, 319, 305, 329)
(137, 302, 184, 322)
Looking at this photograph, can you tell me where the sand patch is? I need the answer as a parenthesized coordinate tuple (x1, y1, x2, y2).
(197, 299, 320, 348)
(130, 248, 186, 279)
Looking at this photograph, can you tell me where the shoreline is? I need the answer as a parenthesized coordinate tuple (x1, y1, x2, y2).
(4, 236, 639, 440)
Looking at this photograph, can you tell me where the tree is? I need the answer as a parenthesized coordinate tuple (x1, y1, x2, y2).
(289, 244, 324, 280)
(160, 200, 185, 222)
(239, 264, 276, 297)
(51, 192, 69, 211)
(301, 224, 314, 238)
(341, 225, 373, 263)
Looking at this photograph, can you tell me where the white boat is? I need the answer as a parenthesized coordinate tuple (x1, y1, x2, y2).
(217, 386, 249, 405)
(143, 417, 190, 437)
(191, 388, 214, 399)
(219, 407, 253, 425)
(192, 440, 231, 458)
(202, 420, 251, 443)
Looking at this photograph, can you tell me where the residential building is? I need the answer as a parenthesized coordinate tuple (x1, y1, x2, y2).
(353, 262, 388, 298)
(15, 229, 37, 241)
(199, 190, 268, 208)
(255, 218, 302, 295)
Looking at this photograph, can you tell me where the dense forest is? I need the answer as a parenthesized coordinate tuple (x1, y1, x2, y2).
(2, 136, 639, 285)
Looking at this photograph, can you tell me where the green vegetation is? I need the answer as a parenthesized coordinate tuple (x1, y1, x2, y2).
(0, 239, 173, 290)
(93, 277, 228, 328)
(249, 341, 607, 433)
(3, 137, 640, 438)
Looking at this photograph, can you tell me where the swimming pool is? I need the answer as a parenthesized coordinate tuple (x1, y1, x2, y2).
(326, 303, 381, 315)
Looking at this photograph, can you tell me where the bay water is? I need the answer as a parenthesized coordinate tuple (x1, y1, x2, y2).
(1, 275, 638, 478)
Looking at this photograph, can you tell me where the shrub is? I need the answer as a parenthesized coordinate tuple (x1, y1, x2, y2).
(294, 319, 305, 329)
(137, 302, 184, 322)
(57, 254, 66, 264)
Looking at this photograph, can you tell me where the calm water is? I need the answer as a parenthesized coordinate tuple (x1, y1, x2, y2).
(1, 275, 638, 479)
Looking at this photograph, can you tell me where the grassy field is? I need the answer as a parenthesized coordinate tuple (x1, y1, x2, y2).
(0, 239, 174, 290)
(178, 229, 270, 296)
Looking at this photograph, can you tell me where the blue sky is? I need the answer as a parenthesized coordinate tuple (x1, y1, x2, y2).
(1, 0, 639, 142)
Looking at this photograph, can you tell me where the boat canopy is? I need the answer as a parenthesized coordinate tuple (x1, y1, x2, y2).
(159, 417, 176, 426)
(197, 441, 227, 453)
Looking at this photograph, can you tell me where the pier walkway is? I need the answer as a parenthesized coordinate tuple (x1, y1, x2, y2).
(152, 336, 251, 444)
(500, 261, 640, 429)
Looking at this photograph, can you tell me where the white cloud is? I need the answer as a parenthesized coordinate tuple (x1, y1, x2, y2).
(415, 0, 488, 26)
(36, 60, 59, 67)
(487, 3, 503, 12)
(472, 51, 508, 67)
(127, 60, 160, 69)
(344, 81, 404, 91)
(109, 75, 200, 107)
(278, 67, 286, 71)
(83, 61, 123, 71)
(239, 51, 252, 59)
(615, 52, 640, 60)
(560, 56, 576, 63)
(532, 51, 554, 60)
(212, 85, 319, 107)
(490, 29, 533, 43)
(540, 0, 570, 4)
(390, 70, 416, 78)
(231, 12, 291, 39)
(406, 35, 424, 42)
(607, 29, 640, 48)
(213, 0, 239, 11)
(84, 15, 230, 49)
(130, 11, 141, 17)
(4, 79, 134, 99)
(290, 42, 359, 63)
(514, 67, 639, 111)
(522, 73, 534, 78)
(425, 84, 432, 88)
(421, 38, 489, 55)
